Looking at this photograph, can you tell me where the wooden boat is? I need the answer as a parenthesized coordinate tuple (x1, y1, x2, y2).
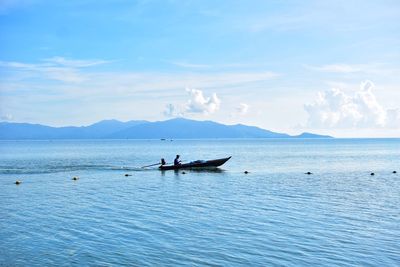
(159, 156, 231, 171)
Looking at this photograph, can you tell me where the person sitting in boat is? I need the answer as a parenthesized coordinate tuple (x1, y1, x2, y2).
(160, 158, 166, 166)
(174, 155, 181, 166)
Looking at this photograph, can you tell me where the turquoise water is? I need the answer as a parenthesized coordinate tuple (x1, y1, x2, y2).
(1, 139, 399, 266)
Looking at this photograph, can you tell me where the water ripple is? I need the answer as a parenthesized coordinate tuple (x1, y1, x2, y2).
(1, 139, 400, 266)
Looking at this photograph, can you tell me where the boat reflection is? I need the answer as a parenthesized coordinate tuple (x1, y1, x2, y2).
(186, 168, 225, 173)
(160, 168, 226, 176)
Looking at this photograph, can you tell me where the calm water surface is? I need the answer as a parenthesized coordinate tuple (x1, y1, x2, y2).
(1, 139, 399, 266)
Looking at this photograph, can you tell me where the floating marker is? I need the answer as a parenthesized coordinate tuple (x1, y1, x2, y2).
(181, 171, 186, 174)
(370, 173, 375, 176)
(15, 180, 21, 185)
(244, 171, 249, 174)
(305, 172, 312, 175)
(72, 176, 79, 181)
(393, 171, 397, 174)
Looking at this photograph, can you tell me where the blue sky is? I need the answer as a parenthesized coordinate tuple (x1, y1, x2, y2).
(0, 0, 399, 137)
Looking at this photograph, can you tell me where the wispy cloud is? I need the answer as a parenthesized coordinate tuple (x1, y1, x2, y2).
(43, 57, 110, 68)
(169, 60, 263, 70)
(0, 60, 84, 83)
(305, 64, 363, 73)
(305, 63, 400, 76)
(170, 61, 211, 69)
(240, 1, 400, 34)
(0, 58, 280, 94)
(247, 14, 309, 33)
(0, 57, 110, 83)
(0, 61, 37, 69)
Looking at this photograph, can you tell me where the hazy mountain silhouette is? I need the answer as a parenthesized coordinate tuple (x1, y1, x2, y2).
(0, 118, 332, 139)
(109, 118, 291, 139)
(293, 132, 333, 138)
(0, 120, 147, 139)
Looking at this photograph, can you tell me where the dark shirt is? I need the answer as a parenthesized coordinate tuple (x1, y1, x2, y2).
(174, 158, 180, 165)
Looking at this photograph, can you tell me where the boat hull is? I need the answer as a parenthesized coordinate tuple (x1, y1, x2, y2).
(159, 156, 231, 171)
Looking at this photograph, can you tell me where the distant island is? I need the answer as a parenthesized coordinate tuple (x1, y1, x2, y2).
(0, 118, 333, 140)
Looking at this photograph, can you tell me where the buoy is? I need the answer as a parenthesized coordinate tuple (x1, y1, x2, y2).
(244, 171, 249, 174)
(72, 176, 79, 181)
(181, 171, 186, 174)
(370, 173, 375, 176)
(15, 180, 21, 185)
(124, 174, 132, 177)
(393, 171, 397, 174)
(305, 172, 312, 175)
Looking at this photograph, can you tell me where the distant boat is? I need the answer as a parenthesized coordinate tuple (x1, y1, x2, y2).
(159, 156, 231, 171)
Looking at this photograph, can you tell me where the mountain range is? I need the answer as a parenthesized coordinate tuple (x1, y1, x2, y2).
(0, 118, 332, 139)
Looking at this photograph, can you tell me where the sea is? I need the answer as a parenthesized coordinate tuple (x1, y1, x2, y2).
(0, 139, 399, 266)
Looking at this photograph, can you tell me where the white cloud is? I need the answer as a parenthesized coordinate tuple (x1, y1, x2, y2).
(163, 103, 183, 117)
(304, 80, 400, 129)
(163, 88, 221, 117)
(236, 103, 249, 115)
(0, 113, 13, 121)
(185, 88, 221, 114)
